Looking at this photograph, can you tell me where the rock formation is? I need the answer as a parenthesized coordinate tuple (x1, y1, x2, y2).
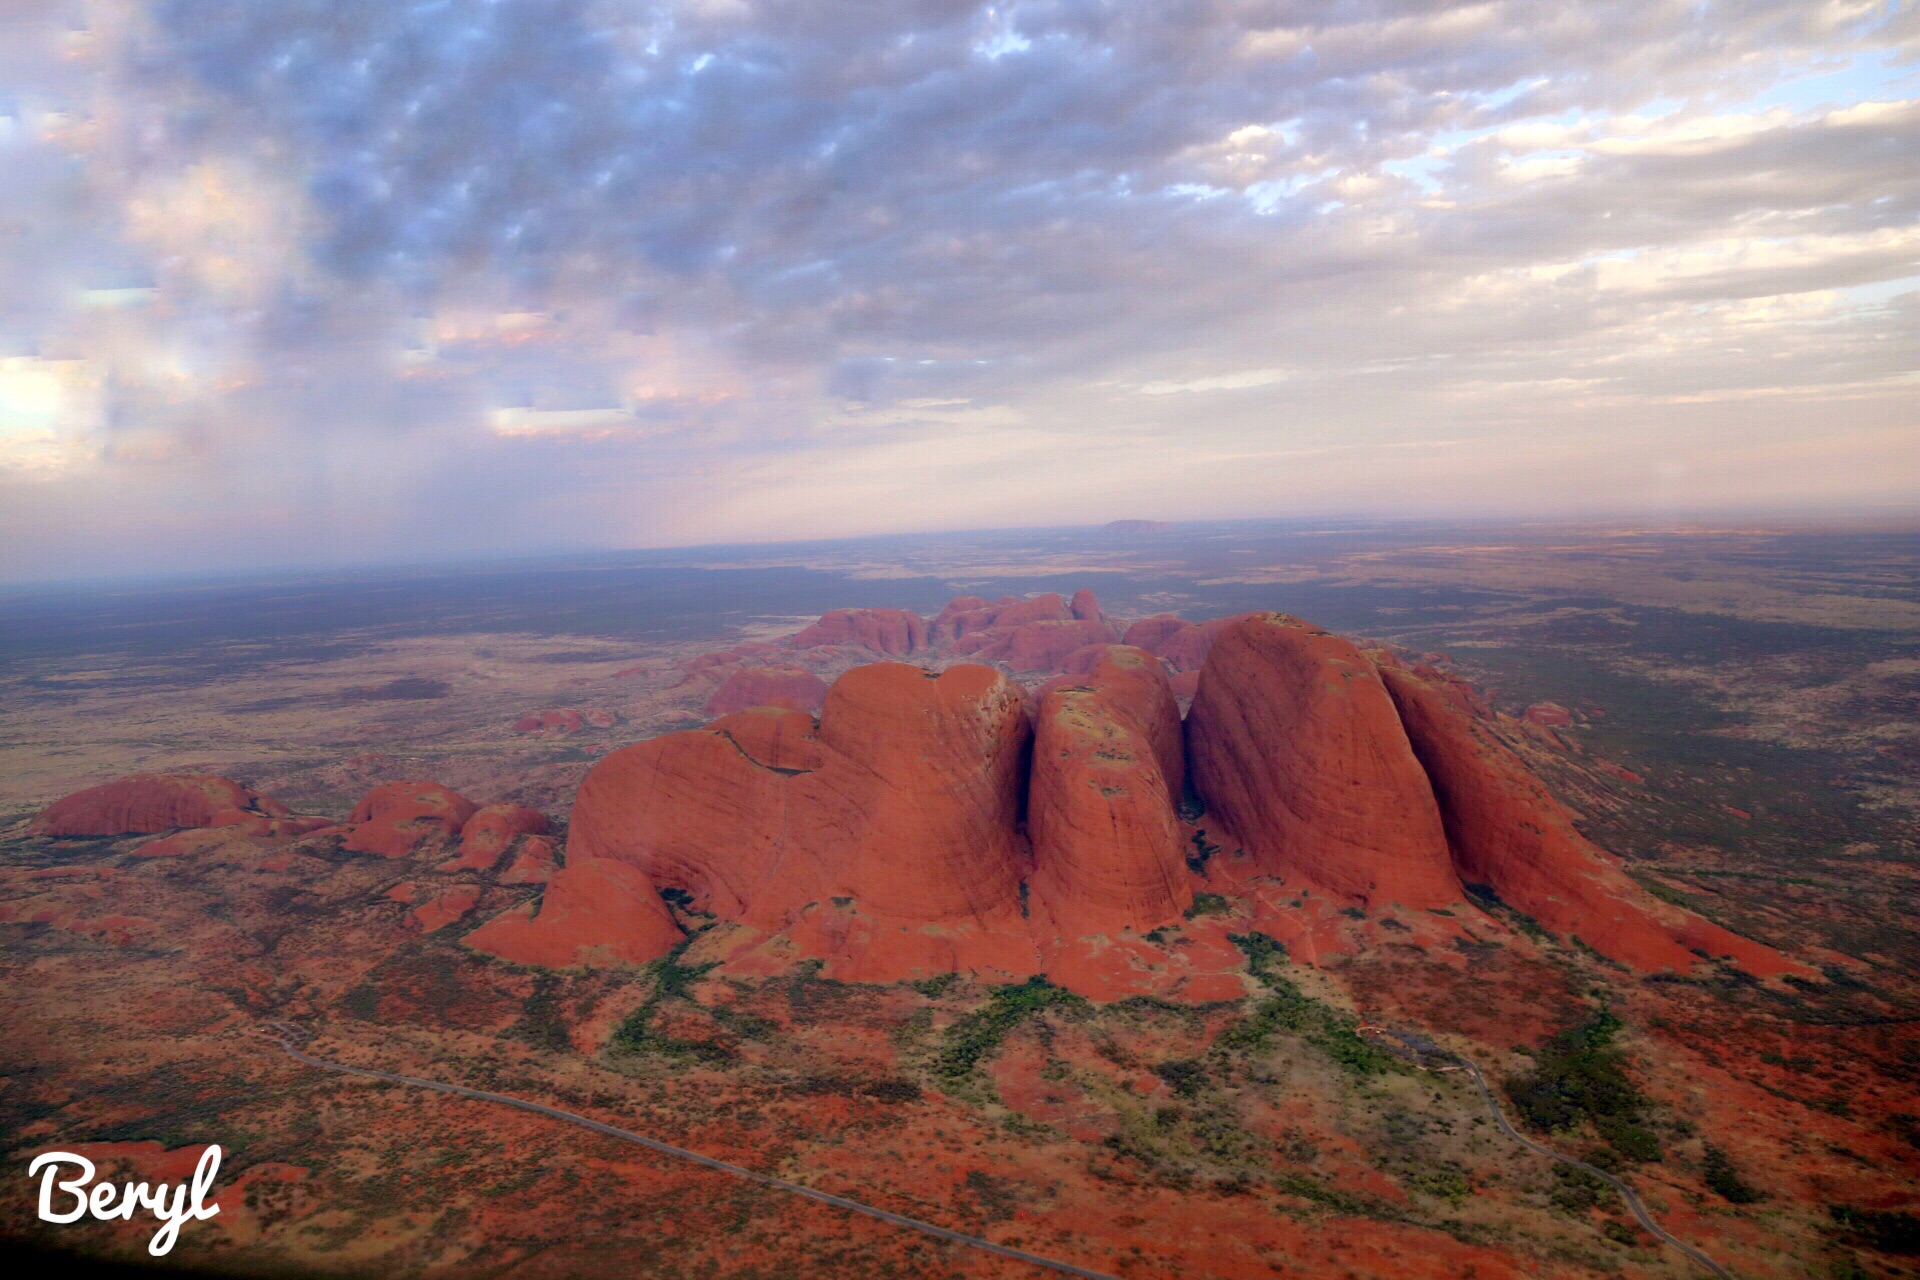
(442, 803, 552, 872)
(787, 607, 928, 656)
(1186, 614, 1461, 908)
(473, 664, 1038, 982)
(1382, 666, 1807, 977)
(454, 589, 1803, 991)
(464, 852, 684, 969)
(1121, 613, 1188, 654)
(1028, 648, 1190, 938)
(29, 774, 293, 837)
(703, 665, 831, 716)
(341, 781, 479, 859)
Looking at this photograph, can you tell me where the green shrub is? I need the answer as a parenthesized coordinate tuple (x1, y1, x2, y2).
(1217, 976, 1398, 1077)
(1549, 1164, 1617, 1214)
(935, 976, 1086, 1078)
(1830, 1205, 1920, 1255)
(1154, 1058, 1208, 1097)
(1184, 892, 1231, 919)
(1505, 1009, 1657, 1162)
(1227, 930, 1287, 977)
(1703, 1145, 1763, 1204)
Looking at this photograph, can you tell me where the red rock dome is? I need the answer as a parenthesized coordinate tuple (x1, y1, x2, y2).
(30, 774, 292, 837)
(1186, 614, 1460, 908)
(342, 781, 479, 859)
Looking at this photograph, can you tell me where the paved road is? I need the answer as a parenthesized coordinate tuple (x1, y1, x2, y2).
(255, 1027, 1121, 1280)
(1448, 1054, 1736, 1280)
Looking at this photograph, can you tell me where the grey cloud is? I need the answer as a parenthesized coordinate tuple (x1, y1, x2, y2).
(0, 0, 1914, 577)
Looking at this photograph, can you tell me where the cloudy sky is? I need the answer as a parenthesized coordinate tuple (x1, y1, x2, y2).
(1, 0, 1915, 580)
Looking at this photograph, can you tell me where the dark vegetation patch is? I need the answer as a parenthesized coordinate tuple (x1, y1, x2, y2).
(1830, 1204, 1920, 1255)
(1218, 976, 1399, 1077)
(511, 974, 572, 1054)
(606, 941, 736, 1063)
(1702, 1144, 1763, 1203)
(1505, 1009, 1661, 1163)
(935, 976, 1086, 1079)
(345, 677, 451, 701)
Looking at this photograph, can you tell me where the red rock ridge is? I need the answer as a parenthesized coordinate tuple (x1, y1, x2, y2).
(1029, 648, 1190, 939)
(787, 607, 928, 656)
(1381, 665, 1808, 977)
(30, 773, 292, 837)
(1186, 614, 1461, 909)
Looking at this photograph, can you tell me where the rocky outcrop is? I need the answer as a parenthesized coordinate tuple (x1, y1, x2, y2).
(30, 774, 294, 837)
(495, 663, 1037, 983)
(1121, 613, 1188, 654)
(1523, 702, 1573, 727)
(1187, 614, 1460, 908)
(465, 852, 683, 969)
(1382, 667, 1806, 977)
(787, 608, 927, 656)
(499, 835, 558, 884)
(341, 781, 479, 859)
(1155, 614, 1260, 672)
(442, 803, 551, 872)
(964, 618, 1118, 672)
(1029, 648, 1190, 938)
(931, 592, 1120, 672)
(703, 665, 831, 716)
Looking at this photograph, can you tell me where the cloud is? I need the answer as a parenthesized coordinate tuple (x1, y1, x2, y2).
(0, 0, 1916, 578)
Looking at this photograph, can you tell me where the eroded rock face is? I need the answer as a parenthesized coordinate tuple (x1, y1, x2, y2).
(464, 853, 683, 969)
(1121, 613, 1188, 654)
(1382, 666, 1807, 977)
(1186, 614, 1460, 908)
(962, 618, 1118, 672)
(1155, 614, 1260, 672)
(1029, 649, 1190, 938)
(504, 663, 1037, 983)
(30, 774, 293, 837)
(443, 803, 552, 872)
(787, 607, 928, 656)
(703, 665, 831, 716)
(342, 781, 479, 859)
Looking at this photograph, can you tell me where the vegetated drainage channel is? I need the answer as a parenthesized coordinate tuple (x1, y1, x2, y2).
(1449, 1054, 1735, 1280)
(256, 1026, 1120, 1280)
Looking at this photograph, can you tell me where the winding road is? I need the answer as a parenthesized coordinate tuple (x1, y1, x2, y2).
(1447, 1054, 1736, 1280)
(254, 1026, 1121, 1280)
(257, 1025, 1735, 1279)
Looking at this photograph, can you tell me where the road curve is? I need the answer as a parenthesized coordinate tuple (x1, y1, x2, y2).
(1450, 1055, 1736, 1280)
(255, 1028, 1120, 1280)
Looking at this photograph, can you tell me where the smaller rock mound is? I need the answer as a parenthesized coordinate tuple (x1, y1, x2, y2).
(465, 853, 683, 969)
(703, 665, 831, 716)
(343, 781, 479, 858)
(30, 774, 292, 837)
(788, 607, 928, 656)
(443, 803, 552, 872)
